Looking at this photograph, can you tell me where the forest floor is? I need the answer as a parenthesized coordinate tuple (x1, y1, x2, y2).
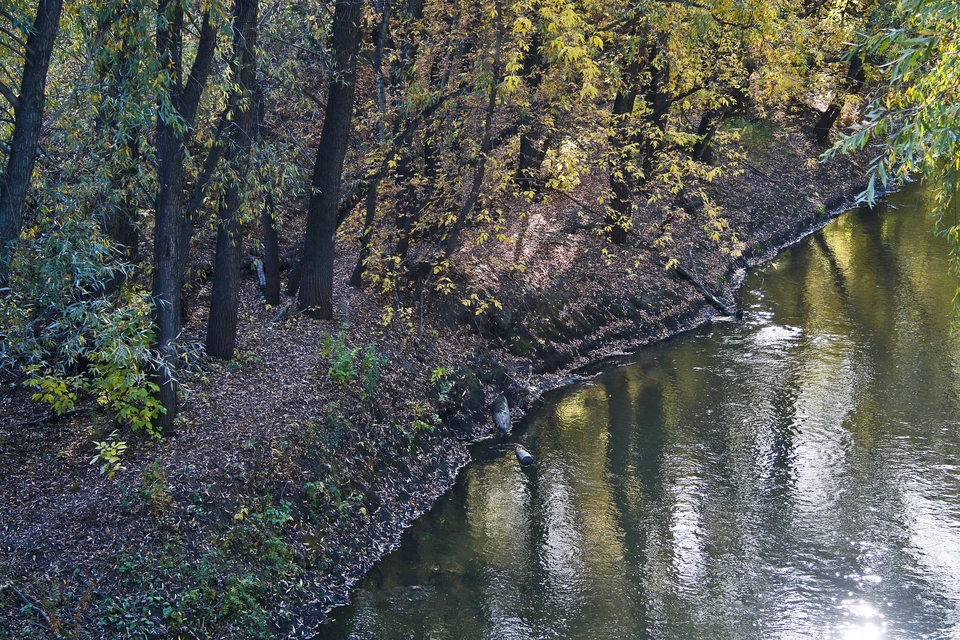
(1, 113, 871, 638)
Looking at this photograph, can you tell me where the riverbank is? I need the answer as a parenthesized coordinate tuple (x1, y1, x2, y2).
(0, 114, 872, 638)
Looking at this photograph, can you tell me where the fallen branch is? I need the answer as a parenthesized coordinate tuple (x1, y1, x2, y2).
(15, 407, 95, 427)
(674, 263, 738, 318)
(270, 301, 293, 323)
(554, 189, 606, 221)
(742, 161, 773, 182)
(2, 583, 54, 631)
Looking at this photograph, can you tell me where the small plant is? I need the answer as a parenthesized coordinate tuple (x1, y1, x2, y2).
(431, 366, 454, 403)
(412, 419, 435, 433)
(257, 500, 293, 528)
(28, 373, 79, 414)
(322, 332, 384, 394)
(359, 344, 385, 399)
(323, 331, 359, 386)
(90, 431, 127, 479)
(140, 459, 172, 512)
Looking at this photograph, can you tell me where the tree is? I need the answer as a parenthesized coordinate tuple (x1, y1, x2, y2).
(294, 0, 364, 319)
(152, 0, 223, 431)
(206, 0, 260, 360)
(813, 48, 866, 145)
(0, 0, 65, 287)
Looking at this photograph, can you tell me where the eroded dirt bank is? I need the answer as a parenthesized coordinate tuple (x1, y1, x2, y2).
(0, 118, 872, 638)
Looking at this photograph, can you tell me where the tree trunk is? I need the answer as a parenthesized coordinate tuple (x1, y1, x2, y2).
(349, 0, 389, 288)
(349, 185, 378, 287)
(607, 85, 639, 245)
(92, 2, 146, 267)
(151, 0, 219, 432)
(262, 193, 281, 305)
(0, 0, 64, 287)
(692, 107, 727, 165)
(441, 0, 503, 258)
(639, 54, 670, 183)
(206, 209, 243, 358)
(516, 28, 546, 191)
(296, 0, 363, 319)
(152, 123, 188, 433)
(815, 51, 865, 145)
(207, 0, 258, 359)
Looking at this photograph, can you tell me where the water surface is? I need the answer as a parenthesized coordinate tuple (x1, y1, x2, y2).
(329, 183, 960, 639)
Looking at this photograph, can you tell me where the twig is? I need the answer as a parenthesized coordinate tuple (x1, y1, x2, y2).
(553, 189, 606, 220)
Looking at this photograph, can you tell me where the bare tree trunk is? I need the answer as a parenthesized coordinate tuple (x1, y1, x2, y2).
(516, 28, 546, 191)
(350, 0, 389, 288)
(262, 193, 281, 305)
(349, 186, 378, 287)
(692, 107, 726, 165)
(207, 0, 259, 359)
(206, 206, 243, 358)
(0, 0, 64, 287)
(296, 0, 363, 319)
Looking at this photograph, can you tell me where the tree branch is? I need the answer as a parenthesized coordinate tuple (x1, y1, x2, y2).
(0, 79, 18, 110)
(179, 9, 217, 129)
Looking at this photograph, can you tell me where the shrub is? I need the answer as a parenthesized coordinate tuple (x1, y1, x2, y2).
(90, 431, 128, 479)
(322, 332, 358, 386)
(359, 344, 385, 399)
(0, 216, 164, 436)
(321, 332, 383, 396)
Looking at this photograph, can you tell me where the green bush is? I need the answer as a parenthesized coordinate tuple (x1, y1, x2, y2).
(322, 332, 358, 386)
(0, 215, 164, 436)
(321, 332, 383, 396)
(359, 344, 385, 399)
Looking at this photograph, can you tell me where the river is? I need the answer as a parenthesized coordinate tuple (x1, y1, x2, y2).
(328, 182, 960, 639)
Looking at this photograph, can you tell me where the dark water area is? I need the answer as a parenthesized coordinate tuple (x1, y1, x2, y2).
(328, 183, 960, 639)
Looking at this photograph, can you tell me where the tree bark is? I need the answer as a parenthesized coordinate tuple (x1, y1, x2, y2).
(692, 107, 726, 165)
(639, 53, 670, 183)
(207, 0, 259, 360)
(296, 0, 363, 319)
(349, 184, 378, 287)
(0, 0, 64, 287)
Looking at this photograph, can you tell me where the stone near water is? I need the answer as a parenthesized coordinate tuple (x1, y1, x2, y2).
(515, 445, 534, 466)
(493, 394, 510, 434)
